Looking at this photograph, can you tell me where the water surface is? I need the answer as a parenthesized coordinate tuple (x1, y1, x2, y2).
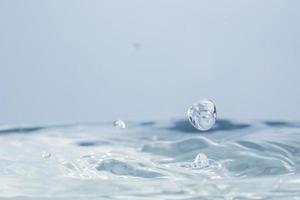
(0, 119, 300, 199)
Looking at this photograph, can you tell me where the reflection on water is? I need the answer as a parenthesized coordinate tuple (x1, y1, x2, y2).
(167, 119, 250, 133)
(264, 120, 300, 128)
(0, 119, 300, 199)
(0, 126, 44, 134)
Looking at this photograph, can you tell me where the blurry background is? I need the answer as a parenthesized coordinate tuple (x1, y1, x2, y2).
(0, 0, 299, 125)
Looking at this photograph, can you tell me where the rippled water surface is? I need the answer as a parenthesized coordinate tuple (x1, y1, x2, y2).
(1, 119, 300, 199)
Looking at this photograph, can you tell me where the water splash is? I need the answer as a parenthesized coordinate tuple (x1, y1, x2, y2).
(193, 153, 210, 169)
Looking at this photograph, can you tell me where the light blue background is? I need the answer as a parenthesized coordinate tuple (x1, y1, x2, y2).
(0, 0, 299, 125)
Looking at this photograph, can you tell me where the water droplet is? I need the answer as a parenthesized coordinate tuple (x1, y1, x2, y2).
(187, 99, 217, 131)
(113, 120, 126, 129)
(42, 152, 51, 159)
(193, 153, 209, 168)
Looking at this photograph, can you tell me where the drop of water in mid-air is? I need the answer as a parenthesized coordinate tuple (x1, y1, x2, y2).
(113, 120, 126, 129)
(187, 99, 217, 131)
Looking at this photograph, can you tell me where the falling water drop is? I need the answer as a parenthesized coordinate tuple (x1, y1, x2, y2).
(187, 99, 217, 131)
(113, 120, 126, 129)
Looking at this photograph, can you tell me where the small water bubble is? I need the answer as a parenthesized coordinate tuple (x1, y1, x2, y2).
(113, 120, 126, 129)
(187, 99, 217, 131)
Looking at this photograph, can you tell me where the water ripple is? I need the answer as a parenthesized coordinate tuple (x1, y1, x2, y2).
(1, 119, 300, 199)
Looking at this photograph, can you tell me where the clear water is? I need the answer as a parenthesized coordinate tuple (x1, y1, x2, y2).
(187, 99, 217, 131)
(1, 119, 300, 199)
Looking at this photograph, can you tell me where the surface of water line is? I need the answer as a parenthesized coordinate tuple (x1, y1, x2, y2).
(0, 119, 300, 199)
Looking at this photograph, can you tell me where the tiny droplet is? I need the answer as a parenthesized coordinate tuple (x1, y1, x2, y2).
(42, 152, 51, 159)
(113, 120, 126, 129)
